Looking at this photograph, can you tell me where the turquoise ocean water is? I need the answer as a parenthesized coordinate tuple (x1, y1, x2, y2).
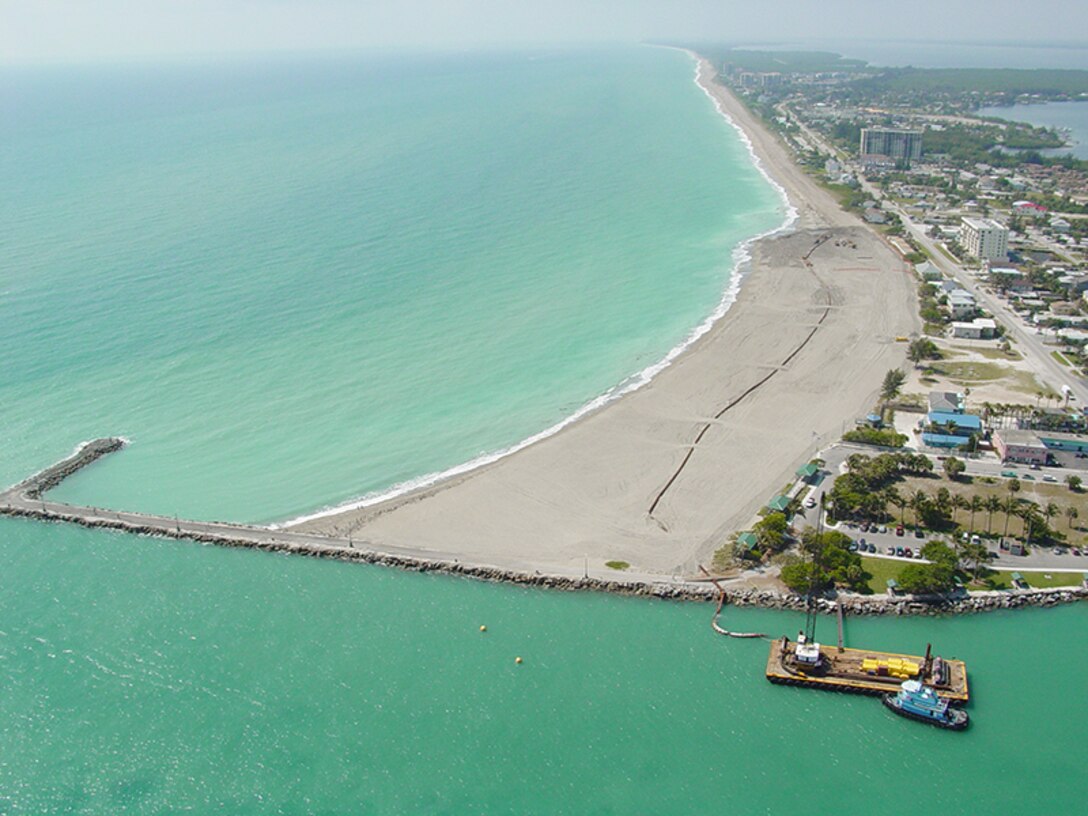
(1, 47, 1085, 812)
(1, 47, 780, 524)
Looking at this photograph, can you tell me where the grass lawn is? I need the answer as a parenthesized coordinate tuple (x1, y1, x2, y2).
(972, 569, 1084, 590)
(860, 556, 906, 594)
(862, 557, 1084, 592)
(952, 345, 1021, 362)
(927, 360, 1010, 382)
(1052, 350, 1071, 367)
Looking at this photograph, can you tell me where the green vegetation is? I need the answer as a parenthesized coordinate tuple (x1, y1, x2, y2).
(842, 428, 907, 448)
(855, 67, 1088, 97)
(896, 541, 958, 593)
(1052, 350, 1071, 367)
(780, 530, 865, 594)
(927, 360, 1010, 383)
(907, 337, 941, 366)
(605, 561, 630, 571)
(880, 368, 906, 404)
(828, 452, 933, 520)
(942, 456, 966, 481)
(979, 569, 1083, 590)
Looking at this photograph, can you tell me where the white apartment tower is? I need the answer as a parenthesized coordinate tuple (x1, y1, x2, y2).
(959, 217, 1009, 261)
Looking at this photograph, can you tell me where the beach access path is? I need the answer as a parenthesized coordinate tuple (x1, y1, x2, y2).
(287, 58, 921, 578)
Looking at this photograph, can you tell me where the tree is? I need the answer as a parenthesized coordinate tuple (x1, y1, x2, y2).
(1043, 502, 1059, 535)
(897, 561, 956, 594)
(984, 495, 1003, 533)
(753, 512, 790, 553)
(880, 368, 906, 405)
(959, 539, 991, 581)
(909, 490, 928, 528)
(1067, 474, 1083, 492)
(907, 338, 940, 367)
(968, 495, 984, 534)
(921, 540, 958, 569)
(942, 456, 966, 480)
(952, 493, 970, 527)
(1066, 505, 1079, 531)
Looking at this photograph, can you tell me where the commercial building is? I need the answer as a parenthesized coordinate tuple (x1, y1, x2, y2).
(993, 429, 1049, 465)
(859, 128, 923, 164)
(960, 218, 1009, 262)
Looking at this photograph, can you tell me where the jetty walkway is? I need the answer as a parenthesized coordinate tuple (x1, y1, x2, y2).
(0, 439, 710, 597)
(3, 440, 1085, 613)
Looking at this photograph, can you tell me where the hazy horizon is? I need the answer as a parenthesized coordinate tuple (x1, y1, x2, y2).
(3, 1, 1088, 66)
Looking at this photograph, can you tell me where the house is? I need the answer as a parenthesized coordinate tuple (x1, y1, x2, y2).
(929, 391, 965, 414)
(951, 318, 996, 339)
(947, 291, 978, 319)
(993, 429, 1048, 465)
(1013, 200, 1047, 216)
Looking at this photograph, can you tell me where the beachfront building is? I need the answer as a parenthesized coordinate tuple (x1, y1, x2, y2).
(960, 217, 1009, 262)
(993, 429, 1049, 465)
(929, 391, 965, 414)
(947, 290, 978, 320)
(859, 128, 923, 164)
(922, 411, 982, 449)
(951, 318, 996, 339)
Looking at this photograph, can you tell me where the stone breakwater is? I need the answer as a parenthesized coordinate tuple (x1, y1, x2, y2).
(2, 504, 1085, 615)
(14, 437, 127, 499)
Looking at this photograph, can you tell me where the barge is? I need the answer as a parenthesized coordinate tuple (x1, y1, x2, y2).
(765, 636, 969, 704)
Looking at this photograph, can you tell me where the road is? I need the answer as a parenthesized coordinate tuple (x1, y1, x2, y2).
(778, 100, 1088, 405)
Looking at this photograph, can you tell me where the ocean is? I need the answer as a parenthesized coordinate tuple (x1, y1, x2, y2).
(1, 46, 1085, 813)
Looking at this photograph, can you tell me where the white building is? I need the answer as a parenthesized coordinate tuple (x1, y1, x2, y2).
(947, 290, 978, 319)
(960, 217, 1009, 262)
(951, 318, 996, 339)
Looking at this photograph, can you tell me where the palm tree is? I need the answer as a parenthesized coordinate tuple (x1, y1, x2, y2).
(910, 490, 928, 529)
(1066, 505, 1079, 531)
(945, 493, 964, 527)
(968, 495, 984, 534)
(1043, 502, 1059, 537)
(984, 495, 1003, 534)
(1002, 495, 1017, 540)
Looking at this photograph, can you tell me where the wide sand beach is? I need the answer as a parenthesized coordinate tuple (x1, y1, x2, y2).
(288, 56, 920, 579)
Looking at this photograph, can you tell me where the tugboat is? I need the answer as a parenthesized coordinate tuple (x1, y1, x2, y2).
(882, 680, 969, 731)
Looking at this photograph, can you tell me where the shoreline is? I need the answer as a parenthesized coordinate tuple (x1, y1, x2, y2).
(274, 51, 797, 530)
(3, 52, 941, 608)
(2, 505, 1084, 615)
(283, 54, 919, 579)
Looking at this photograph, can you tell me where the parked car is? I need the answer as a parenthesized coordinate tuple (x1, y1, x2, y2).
(878, 525, 887, 534)
(895, 547, 904, 557)
(804, 496, 817, 508)
(1043, 475, 1057, 482)
(904, 547, 913, 558)
(914, 528, 924, 539)
(849, 542, 858, 552)
(1073, 548, 1082, 556)
(886, 546, 895, 555)
(915, 550, 924, 559)
(896, 526, 905, 537)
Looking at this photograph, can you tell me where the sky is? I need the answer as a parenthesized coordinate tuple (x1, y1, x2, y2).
(2, 0, 1087, 64)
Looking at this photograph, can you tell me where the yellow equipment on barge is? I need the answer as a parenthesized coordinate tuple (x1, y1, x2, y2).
(766, 636, 969, 704)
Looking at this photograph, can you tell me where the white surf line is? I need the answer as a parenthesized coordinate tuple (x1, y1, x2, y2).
(272, 49, 798, 530)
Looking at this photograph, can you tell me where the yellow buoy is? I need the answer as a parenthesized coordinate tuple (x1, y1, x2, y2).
(479, 625, 487, 632)
(515, 656, 523, 665)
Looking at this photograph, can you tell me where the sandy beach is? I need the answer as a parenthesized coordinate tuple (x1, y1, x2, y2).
(287, 57, 920, 579)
